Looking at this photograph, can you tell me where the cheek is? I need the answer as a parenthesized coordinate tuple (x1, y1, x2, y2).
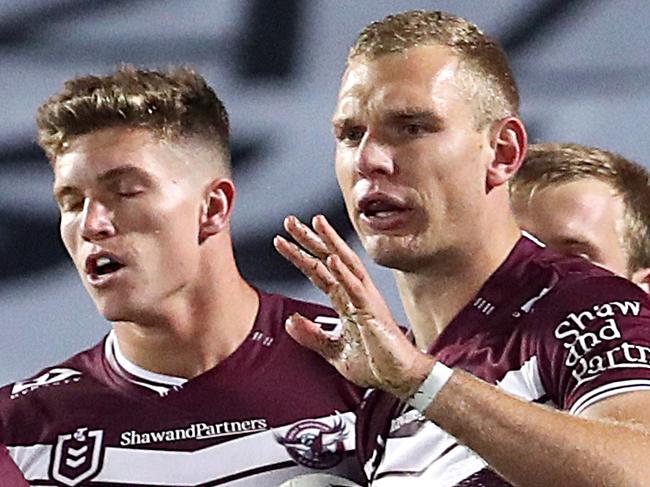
(59, 217, 78, 256)
(149, 200, 200, 248)
(335, 157, 355, 200)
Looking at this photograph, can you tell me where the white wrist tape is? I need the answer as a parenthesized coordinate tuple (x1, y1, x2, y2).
(407, 361, 454, 413)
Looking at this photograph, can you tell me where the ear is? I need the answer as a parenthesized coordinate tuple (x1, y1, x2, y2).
(198, 178, 236, 243)
(486, 117, 527, 191)
(631, 268, 650, 295)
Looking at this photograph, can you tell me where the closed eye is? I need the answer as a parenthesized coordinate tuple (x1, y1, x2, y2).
(60, 198, 84, 212)
(53, 187, 84, 213)
(334, 124, 366, 145)
(402, 123, 428, 136)
(116, 189, 145, 198)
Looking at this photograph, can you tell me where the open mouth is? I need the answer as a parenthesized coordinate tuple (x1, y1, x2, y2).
(359, 199, 406, 218)
(85, 253, 126, 282)
(358, 193, 410, 218)
(356, 192, 413, 231)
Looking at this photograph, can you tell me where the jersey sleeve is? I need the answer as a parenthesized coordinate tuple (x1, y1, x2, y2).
(535, 275, 650, 415)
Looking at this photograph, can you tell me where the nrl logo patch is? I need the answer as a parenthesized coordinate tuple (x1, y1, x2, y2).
(50, 427, 105, 486)
(276, 414, 349, 469)
(11, 368, 82, 399)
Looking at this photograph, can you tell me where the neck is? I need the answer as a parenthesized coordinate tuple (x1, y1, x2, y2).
(396, 212, 521, 351)
(112, 242, 259, 379)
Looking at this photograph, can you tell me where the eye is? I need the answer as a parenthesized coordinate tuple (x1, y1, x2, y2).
(336, 126, 365, 145)
(402, 123, 427, 136)
(117, 190, 144, 198)
(114, 184, 146, 198)
(59, 197, 84, 213)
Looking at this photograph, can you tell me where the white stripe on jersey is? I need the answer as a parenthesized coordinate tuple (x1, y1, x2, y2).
(373, 421, 487, 487)
(370, 357, 548, 486)
(570, 379, 650, 415)
(104, 331, 187, 394)
(9, 411, 356, 486)
(521, 231, 546, 248)
(7, 444, 51, 481)
(496, 355, 546, 401)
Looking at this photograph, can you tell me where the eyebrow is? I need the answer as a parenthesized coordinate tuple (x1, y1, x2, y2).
(385, 109, 443, 122)
(53, 185, 78, 204)
(96, 165, 154, 185)
(332, 108, 444, 128)
(53, 165, 154, 202)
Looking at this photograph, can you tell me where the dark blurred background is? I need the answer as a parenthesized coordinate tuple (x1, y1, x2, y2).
(1, 0, 649, 383)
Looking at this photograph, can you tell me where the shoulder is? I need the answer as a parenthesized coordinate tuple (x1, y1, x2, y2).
(527, 241, 615, 286)
(0, 338, 106, 418)
(518, 260, 650, 410)
(532, 262, 648, 327)
(259, 290, 340, 330)
(518, 240, 645, 322)
(527, 268, 650, 362)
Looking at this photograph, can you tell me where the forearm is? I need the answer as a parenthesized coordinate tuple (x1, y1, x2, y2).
(423, 368, 650, 487)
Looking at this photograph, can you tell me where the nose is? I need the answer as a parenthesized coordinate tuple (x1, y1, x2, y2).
(354, 132, 395, 178)
(80, 198, 115, 241)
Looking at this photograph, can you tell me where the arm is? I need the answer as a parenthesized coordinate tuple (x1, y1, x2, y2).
(275, 214, 650, 487)
(424, 369, 650, 486)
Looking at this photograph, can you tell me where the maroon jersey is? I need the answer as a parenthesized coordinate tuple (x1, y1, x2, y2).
(358, 234, 650, 486)
(0, 291, 364, 486)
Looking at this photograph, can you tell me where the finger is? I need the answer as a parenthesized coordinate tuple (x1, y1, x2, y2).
(328, 253, 397, 329)
(284, 215, 331, 260)
(275, 236, 357, 320)
(285, 313, 342, 362)
(313, 215, 368, 282)
(327, 253, 371, 312)
(274, 235, 337, 294)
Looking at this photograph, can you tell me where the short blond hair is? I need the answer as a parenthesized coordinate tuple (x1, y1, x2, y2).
(511, 143, 650, 274)
(37, 65, 230, 165)
(349, 10, 519, 128)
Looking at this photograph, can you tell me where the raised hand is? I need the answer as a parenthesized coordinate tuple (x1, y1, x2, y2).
(274, 214, 433, 399)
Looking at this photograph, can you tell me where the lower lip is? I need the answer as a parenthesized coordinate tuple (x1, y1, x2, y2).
(86, 267, 127, 288)
(359, 209, 413, 232)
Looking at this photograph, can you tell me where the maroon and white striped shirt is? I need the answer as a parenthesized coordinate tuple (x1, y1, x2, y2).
(0, 291, 364, 486)
(358, 234, 650, 486)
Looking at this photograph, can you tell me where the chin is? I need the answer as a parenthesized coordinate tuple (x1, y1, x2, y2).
(94, 296, 150, 323)
(363, 232, 439, 273)
(363, 240, 414, 272)
(96, 303, 131, 323)
(372, 251, 424, 272)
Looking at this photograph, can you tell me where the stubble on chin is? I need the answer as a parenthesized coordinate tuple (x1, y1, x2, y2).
(361, 234, 425, 272)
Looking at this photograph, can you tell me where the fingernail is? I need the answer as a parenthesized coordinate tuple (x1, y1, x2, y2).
(313, 214, 324, 226)
(285, 313, 298, 326)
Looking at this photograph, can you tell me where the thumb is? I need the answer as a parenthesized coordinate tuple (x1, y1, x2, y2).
(285, 313, 342, 361)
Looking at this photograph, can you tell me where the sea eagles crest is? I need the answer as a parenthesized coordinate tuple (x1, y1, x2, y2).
(50, 427, 104, 486)
(276, 413, 348, 469)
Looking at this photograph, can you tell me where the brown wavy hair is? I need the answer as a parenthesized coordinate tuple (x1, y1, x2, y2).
(36, 65, 230, 165)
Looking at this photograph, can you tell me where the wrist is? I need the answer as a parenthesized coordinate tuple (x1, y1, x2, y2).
(406, 360, 454, 413)
(393, 354, 436, 400)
